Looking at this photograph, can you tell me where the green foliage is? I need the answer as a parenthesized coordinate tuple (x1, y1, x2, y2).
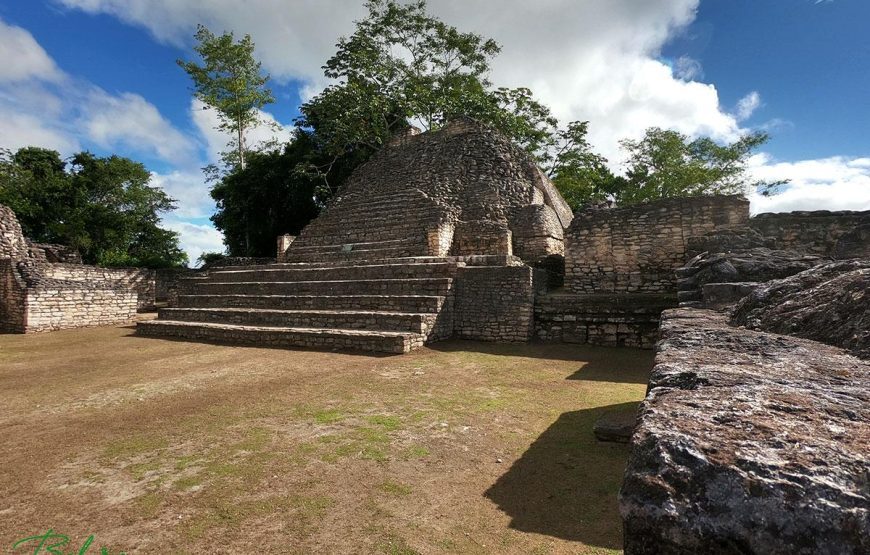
(178, 25, 274, 171)
(614, 128, 784, 205)
(0, 147, 187, 268)
(210, 130, 360, 256)
(297, 0, 593, 177)
(546, 121, 619, 210)
(195, 251, 228, 268)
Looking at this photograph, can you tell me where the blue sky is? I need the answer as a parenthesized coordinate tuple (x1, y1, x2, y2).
(0, 0, 868, 263)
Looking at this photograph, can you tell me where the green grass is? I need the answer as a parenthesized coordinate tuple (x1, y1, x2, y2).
(379, 481, 412, 496)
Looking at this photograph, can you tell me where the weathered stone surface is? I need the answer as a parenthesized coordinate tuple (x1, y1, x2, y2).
(284, 118, 572, 264)
(682, 248, 824, 288)
(833, 223, 870, 259)
(565, 195, 750, 294)
(700, 281, 759, 307)
(731, 260, 870, 359)
(1, 203, 146, 331)
(593, 408, 637, 443)
(686, 227, 775, 257)
(620, 309, 869, 555)
(750, 209, 870, 257)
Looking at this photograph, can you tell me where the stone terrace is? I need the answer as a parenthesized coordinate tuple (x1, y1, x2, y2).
(138, 258, 460, 354)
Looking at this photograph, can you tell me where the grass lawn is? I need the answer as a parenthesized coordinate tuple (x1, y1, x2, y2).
(0, 318, 652, 554)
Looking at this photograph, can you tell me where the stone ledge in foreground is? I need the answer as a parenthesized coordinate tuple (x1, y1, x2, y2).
(619, 308, 869, 555)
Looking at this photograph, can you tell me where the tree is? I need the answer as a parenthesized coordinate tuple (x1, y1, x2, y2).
(0, 147, 187, 268)
(210, 130, 360, 256)
(546, 122, 620, 210)
(297, 0, 596, 187)
(613, 128, 784, 205)
(178, 25, 274, 171)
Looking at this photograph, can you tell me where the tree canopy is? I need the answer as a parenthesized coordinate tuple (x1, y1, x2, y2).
(203, 0, 785, 255)
(209, 130, 358, 256)
(178, 24, 275, 172)
(611, 128, 783, 206)
(0, 147, 187, 268)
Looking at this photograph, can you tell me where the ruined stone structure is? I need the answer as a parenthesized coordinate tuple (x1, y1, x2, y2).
(139, 119, 571, 352)
(620, 308, 868, 554)
(0, 203, 155, 332)
(536, 195, 751, 347)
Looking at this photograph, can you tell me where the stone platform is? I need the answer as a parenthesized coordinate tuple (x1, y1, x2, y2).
(137, 257, 459, 354)
(620, 309, 869, 554)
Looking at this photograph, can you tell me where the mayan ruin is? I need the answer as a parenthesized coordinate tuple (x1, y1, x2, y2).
(2, 1, 869, 553)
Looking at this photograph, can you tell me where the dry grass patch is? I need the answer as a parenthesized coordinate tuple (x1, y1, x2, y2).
(0, 323, 651, 554)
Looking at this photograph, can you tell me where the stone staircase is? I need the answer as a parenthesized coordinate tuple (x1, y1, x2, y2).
(136, 258, 458, 354)
(283, 189, 452, 263)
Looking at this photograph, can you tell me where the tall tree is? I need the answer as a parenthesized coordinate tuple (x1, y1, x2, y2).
(178, 25, 274, 171)
(210, 130, 364, 256)
(0, 147, 187, 268)
(614, 128, 784, 205)
(297, 0, 599, 188)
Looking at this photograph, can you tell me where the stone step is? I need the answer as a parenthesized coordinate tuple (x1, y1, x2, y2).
(136, 320, 422, 354)
(286, 241, 421, 256)
(677, 290, 702, 302)
(159, 307, 437, 334)
(284, 245, 426, 263)
(179, 278, 454, 297)
(211, 257, 454, 272)
(675, 266, 700, 278)
(288, 238, 410, 252)
(177, 294, 446, 313)
(206, 261, 457, 283)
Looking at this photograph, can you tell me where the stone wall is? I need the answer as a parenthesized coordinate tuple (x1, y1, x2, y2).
(26, 242, 83, 264)
(0, 204, 28, 259)
(750, 209, 870, 257)
(0, 259, 26, 332)
(155, 267, 196, 302)
(620, 309, 868, 554)
(510, 204, 565, 261)
(453, 265, 543, 342)
(451, 220, 512, 257)
(284, 119, 573, 262)
(535, 293, 675, 348)
(565, 196, 750, 294)
(23, 286, 138, 331)
(39, 264, 156, 310)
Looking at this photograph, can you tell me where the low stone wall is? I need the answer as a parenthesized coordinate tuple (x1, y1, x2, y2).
(535, 293, 675, 348)
(39, 264, 156, 310)
(510, 204, 564, 262)
(750, 209, 870, 257)
(155, 267, 196, 302)
(565, 195, 749, 294)
(620, 309, 869, 554)
(0, 259, 26, 332)
(453, 265, 543, 341)
(1, 204, 28, 259)
(26, 242, 83, 264)
(451, 220, 512, 256)
(24, 286, 138, 331)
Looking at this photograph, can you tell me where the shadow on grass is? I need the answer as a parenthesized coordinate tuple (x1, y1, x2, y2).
(125, 330, 397, 358)
(430, 340, 654, 384)
(485, 402, 641, 549)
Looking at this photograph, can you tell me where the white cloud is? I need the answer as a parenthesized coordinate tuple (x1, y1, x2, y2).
(748, 153, 870, 213)
(674, 55, 703, 81)
(149, 170, 212, 219)
(55, 0, 751, 161)
(81, 89, 198, 166)
(162, 219, 225, 266)
(190, 98, 293, 165)
(0, 106, 80, 153)
(735, 91, 762, 122)
(0, 18, 63, 83)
